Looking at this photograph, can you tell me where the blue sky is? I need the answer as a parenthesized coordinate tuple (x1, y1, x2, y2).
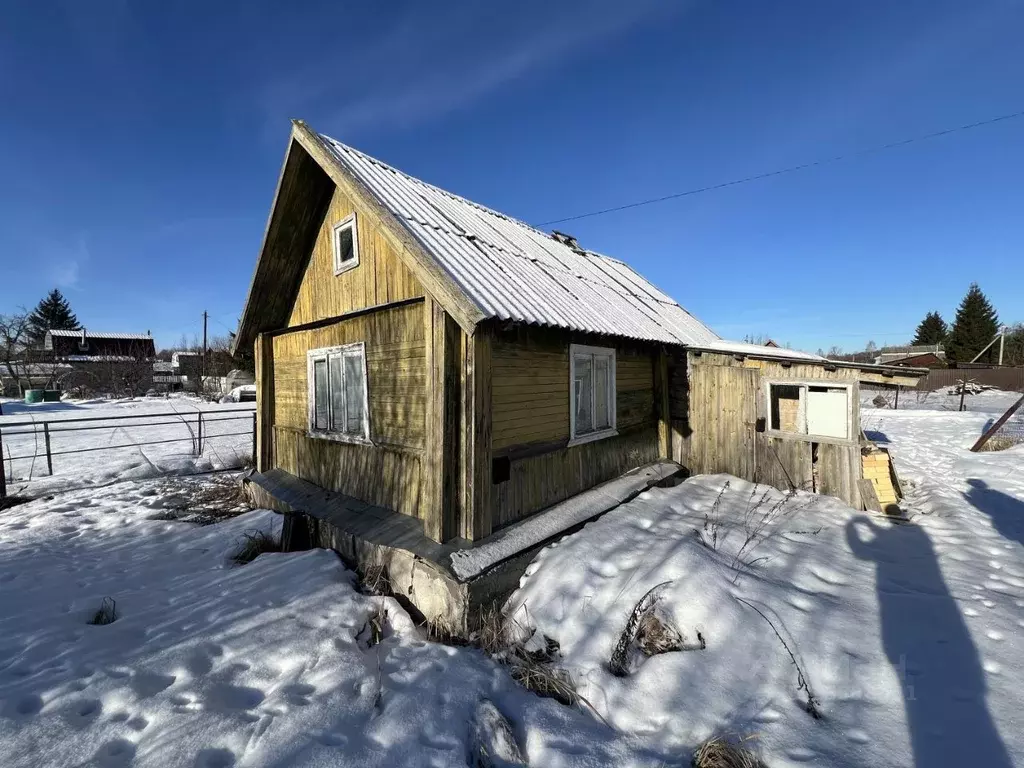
(1, 0, 1022, 353)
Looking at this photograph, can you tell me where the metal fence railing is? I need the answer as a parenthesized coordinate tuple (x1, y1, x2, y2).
(0, 406, 256, 498)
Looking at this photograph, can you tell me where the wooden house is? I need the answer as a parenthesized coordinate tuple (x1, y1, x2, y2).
(234, 122, 925, 622)
(45, 329, 156, 360)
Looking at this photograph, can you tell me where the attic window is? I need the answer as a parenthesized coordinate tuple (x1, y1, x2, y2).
(332, 213, 359, 275)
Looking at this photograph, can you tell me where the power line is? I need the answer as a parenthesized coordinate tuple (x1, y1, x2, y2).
(537, 108, 1024, 227)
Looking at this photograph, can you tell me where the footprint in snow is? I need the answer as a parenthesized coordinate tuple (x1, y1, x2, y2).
(94, 738, 136, 768)
(194, 748, 236, 768)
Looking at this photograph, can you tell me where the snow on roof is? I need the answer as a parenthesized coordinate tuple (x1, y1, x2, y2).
(320, 136, 719, 347)
(48, 330, 153, 340)
(701, 340, 825, 362)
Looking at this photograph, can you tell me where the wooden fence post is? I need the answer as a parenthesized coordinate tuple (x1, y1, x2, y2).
(197, 412, 203, 456)
(0, 426, 6, 499)
(43, 423, 53, 476)
(970, 393, 1024, 452)
(251, 412, 257, 468)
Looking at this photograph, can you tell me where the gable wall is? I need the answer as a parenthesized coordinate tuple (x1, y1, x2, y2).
(271, 300, 426, 519)
(287, 185, 424, 327)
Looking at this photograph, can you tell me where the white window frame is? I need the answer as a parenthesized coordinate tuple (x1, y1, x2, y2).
(306, 342, 371, 445)
(764, 380, 854, 443)
(332, 213, 360, 276)
(568, 343, 617, 446)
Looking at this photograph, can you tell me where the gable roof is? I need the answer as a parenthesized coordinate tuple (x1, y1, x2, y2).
(318, 137, 717, 348)
(47, 330, 152, 340)
(235, 122, 718, 353)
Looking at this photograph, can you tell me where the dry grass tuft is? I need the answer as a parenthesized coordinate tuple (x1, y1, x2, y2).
(358, 602, 389, 649)
(692, 736, 768, 768)
(636, 610, 686, 657)
(231, 530, 281, 565)
(88, 597, 118, 626)
(978, 436, 1021, 452)
(505, 649, 579, 707)
(360, 564, 392, 596)
(610, 582, 694, 676)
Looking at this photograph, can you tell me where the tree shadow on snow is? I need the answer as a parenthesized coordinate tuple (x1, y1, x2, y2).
(846, 516, 1012, 767)
(965, 479, 1024, 548)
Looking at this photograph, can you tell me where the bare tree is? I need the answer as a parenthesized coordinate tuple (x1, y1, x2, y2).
(0, 310, 37, 396)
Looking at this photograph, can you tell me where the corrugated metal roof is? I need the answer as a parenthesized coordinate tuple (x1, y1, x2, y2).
(320, 136, 719, 347)
(48, 330, 153, 340)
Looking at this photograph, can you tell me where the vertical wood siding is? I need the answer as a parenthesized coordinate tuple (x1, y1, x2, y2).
(682, 352, 863, 508)
(489, 326, 659, 527)
(288, 186, 424, 326)
(271, 301, 425, 519)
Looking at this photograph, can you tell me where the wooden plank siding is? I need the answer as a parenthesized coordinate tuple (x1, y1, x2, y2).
(488, 325, 660, 527)
(287, 185, 424, 327)
(681, 351, 863, 509)
(271, 301, 426, 520)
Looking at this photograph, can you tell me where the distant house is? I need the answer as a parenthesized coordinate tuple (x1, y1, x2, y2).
(881, 352, 946, 369)
(44, 329, 156, 395)
(874, 344, 945, 366)
(45, 329, 156, 360)
(233, 121, 927, 625)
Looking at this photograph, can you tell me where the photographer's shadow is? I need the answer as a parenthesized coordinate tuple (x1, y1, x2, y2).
(847, 516, 1011, 767)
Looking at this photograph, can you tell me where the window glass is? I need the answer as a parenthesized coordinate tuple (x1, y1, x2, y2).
(770, 384, 801, 433)
(329, 355, 346, 431)
(574, 354, 593, 434)
(313, 359, 329, 430)
(594, 355, 610, 429)
(806, 387, 849, 439)
(344, 352, 365, 435)
(337, 224, 354, 263)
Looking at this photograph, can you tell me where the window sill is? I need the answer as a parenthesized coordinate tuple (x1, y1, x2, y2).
(306, 429, 372, 447)
(764, 429, 854, 447)
(333, 259, 359, 277)
(567, 428, 618, 448)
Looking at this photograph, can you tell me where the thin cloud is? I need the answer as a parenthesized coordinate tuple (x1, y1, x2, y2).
(43, 238, 89, 290)
(258, 1, 685, 139)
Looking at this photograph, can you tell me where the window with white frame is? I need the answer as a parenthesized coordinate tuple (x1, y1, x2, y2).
(307, 343, 369, 441)
(570, 344, 616, 444)
(332, 213, 359, 275)
(767, 382, 851, 440)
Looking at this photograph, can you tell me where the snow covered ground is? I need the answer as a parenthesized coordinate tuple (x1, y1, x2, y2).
(861, 385, 1022, 414)
(1, 402, 1022, 766)
(0, 397, 255, 497)
(508, 405, 1024, 767)
(0, 479, 656, 768)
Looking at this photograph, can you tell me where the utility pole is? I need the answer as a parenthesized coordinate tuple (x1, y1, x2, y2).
(201, 311, 208, 391)
(998, 325, 1006, 366)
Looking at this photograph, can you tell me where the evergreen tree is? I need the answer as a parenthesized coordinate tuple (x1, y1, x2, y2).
(26, 289, 81, 344)
(911, 311, 948, 346)
(945, 284, 999, 363)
